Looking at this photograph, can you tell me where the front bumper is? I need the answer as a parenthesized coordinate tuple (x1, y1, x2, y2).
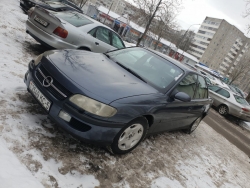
(24, 61, 124, 146)
(26, 19, 77, 49)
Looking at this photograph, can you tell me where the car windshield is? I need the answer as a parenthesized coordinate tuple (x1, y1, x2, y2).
(54, 12, 93, 27)
(234, 95, 249, 105)
(107, 48, 184, 91)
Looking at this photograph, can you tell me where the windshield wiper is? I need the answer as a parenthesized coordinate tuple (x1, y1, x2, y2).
(104, 53, 110, 59)
(116, 62, 147, 83)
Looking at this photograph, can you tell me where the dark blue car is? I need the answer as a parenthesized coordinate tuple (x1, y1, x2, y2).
(24, 47, 212, 154)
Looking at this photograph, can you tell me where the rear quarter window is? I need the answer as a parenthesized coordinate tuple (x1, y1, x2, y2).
(54, 12, 93, 27)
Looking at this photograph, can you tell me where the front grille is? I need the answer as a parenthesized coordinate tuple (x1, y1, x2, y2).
(35, 64, 72, 100)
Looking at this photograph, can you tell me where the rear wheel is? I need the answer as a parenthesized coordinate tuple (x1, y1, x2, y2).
(218, 105, 228, 116)
(110, 118, 148, 154)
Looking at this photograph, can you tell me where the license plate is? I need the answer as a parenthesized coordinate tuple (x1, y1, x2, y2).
(29, 81, 51, 111)
(34, 16, 49, 27)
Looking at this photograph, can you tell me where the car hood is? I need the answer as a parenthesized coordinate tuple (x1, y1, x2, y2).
(45, 50, 158, 103)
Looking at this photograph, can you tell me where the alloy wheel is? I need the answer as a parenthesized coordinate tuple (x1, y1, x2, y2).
(219, 105, 228, 115)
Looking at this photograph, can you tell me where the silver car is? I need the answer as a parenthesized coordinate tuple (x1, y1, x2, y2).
(26, 6, 125, 52)
(208, 85, 250, 121)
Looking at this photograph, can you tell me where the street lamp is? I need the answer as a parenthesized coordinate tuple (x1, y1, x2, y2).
(172, 24, 201, 58)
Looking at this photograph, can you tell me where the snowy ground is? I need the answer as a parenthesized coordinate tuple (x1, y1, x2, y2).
(0, 0, 250, 187)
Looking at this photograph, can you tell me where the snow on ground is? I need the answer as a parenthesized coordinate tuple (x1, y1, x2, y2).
(242, 122, 250, 131)
(0, 0, 250, 187)
(0, 138, 44, 188)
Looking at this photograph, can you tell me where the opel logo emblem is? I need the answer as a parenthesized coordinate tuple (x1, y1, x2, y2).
(43, 76, 53, 87)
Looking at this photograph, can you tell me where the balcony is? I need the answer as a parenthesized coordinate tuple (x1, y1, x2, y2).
(219, 66, 227, 71)
(190, 51, 202, 58)
(222, 62, 229, 67)
(225, 57, 232, 63)
(230, 48, 237, 54)
(227, 52, 235, 59)
(233, 43, 240, 50)
(193, 41, 208, 48)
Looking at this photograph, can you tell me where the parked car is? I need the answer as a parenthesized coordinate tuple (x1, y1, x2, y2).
(20, 0, 82, 13)
(201, 71, 230, 89)
(227, 85, 245, 98)
(26, 7, 125, 52)
(208, 85, 250, 121)
(24, 47, 212, 154)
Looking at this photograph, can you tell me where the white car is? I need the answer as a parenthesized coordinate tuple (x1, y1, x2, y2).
(26, 6, 125, 52)
(208, 85, 250, 121)
(199, 70, 229, 89)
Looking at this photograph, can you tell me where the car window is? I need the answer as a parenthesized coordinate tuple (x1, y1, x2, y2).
(176, 74, 197, 99)
(96, 27, 111, 44)
(208, 85, 220, 91)
(88, 27, 97, 36)
(205, 77, 212, 85)
(216, 89, 230, 98)
(111, 33, 125, 49)
(54, 12, 93, 27)
(234, 95, 248, 105)
(107, 48, 183, 91)
(194, 76, 208, 99)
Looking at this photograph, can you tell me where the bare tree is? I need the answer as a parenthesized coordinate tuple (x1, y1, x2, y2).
(68, 0, 88, 8)
(243, 0, 250, 32)
(79, 0, 88, 8)
(149, 9, 178, 50)
(132, 0, 182, 46)
(228, 58, 250, 85)
(178, 30, 195, 51)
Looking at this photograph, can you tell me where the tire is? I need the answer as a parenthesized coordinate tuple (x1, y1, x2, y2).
(186, 116, 202, 134)
(218, 105, 228, 116)
(110, 117, 148, 155)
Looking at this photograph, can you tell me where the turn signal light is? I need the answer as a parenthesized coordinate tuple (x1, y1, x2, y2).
(53, 27, 68, 38)
(242, 108, 250, 112)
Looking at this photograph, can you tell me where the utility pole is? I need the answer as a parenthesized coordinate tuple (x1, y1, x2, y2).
(103, 1, 114, 25)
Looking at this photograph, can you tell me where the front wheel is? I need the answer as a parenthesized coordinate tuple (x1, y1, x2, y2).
(186, 117, 202, 134)
(110, 118, 148, 154)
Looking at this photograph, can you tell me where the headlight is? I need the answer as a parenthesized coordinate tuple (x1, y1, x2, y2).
(69, 94, 117, 117)
(34, 53, 43, 66)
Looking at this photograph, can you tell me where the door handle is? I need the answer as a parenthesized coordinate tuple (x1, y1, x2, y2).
(188, 107, 192, 111)
(95, 42, 99, 46)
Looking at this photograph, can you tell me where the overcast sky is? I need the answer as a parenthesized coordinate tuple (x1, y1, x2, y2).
(127, 0, 250, 36)
(176, 0, 250, 35)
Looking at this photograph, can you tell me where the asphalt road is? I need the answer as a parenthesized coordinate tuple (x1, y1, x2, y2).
(204, 109, 250, 157)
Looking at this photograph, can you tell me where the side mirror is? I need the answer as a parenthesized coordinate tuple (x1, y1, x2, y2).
(174, 92, 191, 102)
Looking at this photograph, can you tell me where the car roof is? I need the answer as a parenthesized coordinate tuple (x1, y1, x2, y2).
(211, 84, 242, 96)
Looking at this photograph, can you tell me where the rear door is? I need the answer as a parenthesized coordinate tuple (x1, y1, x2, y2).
(88, 27, 115, 53)
(208, 86, 229, 107)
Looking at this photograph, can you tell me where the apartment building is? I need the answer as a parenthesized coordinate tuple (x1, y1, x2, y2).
(85, 0, 134, 16)
(189, 17, 250, 81)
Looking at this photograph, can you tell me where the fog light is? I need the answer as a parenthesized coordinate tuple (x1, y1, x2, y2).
(59, 111, 71, 122)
